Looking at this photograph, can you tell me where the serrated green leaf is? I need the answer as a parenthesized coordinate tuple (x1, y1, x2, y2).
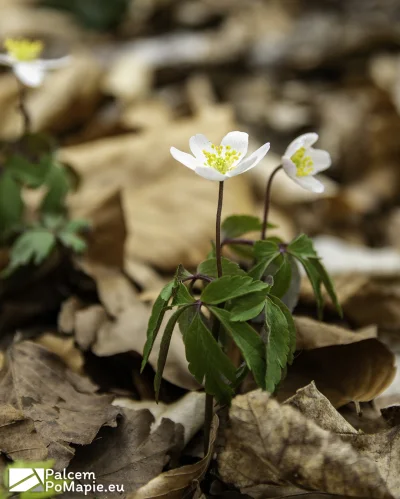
(63, 218, 91, 233)
(309, 257, 342, 317)
(181, 310, 235, 404)
(141, 282, 174, 371)
(209, 306, 266, 389)
(172, 283, 196, 306)
(264, 297, 291, 392)
(201, 275, 269, 305)
(41, 161, 70, 215)
(222, 215, 262, 239)
(0, 171, 23, 237)
(154, 305, 192, 401)
(270, 253, 292, 298)
(288, 234, 318, 258)
(197, 257, 246, 278)
(268, 295, 296, 364)
(295, 255, 324, 319)
(6, 154, 51, 188)
(229, 291, 267, 321)
(248, 239, 281, 280)
(58, 231, 87, 253)
(2, 229, 56, 276)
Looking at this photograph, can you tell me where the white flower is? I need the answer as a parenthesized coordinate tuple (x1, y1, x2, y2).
(0, 39, 70, 88)
(170, 131, 270, 181)
(282, 133, 331, 193)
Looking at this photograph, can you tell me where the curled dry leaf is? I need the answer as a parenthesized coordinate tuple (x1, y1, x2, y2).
(280, 338, 396, 408)
(130, 415, 218, 499)
(287, 383, 400, 498)
(34, 332, 84, 373)
(0, 341, 120, 469)
(218, 390, 394, 499)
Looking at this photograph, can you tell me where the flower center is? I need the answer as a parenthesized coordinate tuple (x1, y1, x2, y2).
(291, 147, 314, 177)
(202, 144, 241, 174)
(4, 38, 44, 62)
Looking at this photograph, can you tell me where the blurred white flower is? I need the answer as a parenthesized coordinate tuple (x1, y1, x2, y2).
(282, 133, 331, 193)
(170, 131, 270, 181)
(0, 39, 70, 88)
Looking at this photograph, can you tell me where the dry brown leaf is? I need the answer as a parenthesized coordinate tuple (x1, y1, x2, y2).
(218, 390, 394, 498)
(0, 341, 120, 469)
(34, 333, 84, 373)
(69, 407, 183, 494)
(279, 338, 396, 407)
(75, 305, 108, 351)
(58, 297, 83, 335)
(287, 383, 400, 498)
(295, 316, 377, 350)
(131, 415, 218, 499)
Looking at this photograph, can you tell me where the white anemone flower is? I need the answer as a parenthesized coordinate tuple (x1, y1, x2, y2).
(282, 133, 331, 193)
(0, 39, 70, 88)
(170, 131, 270, 181)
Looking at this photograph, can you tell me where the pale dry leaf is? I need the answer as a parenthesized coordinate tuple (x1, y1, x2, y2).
(279, 338, 396, 407)
(218, 390, 393, 498)
(0, 341, 120, 469)
(114, 392, 206, 446)
(131, 415, 218, 499)
(75, 305, 108, 351)
(34, 333, 84, 374)
(58, 297, 83, 335)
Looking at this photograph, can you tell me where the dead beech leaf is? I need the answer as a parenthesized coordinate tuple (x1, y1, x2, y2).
(58, 297, 83, 335)
(295, 316, 377, 350)
(287, 383, 400, 498)
(0, 341, 120, 469)
(34, 333, 84, 373)
(69, 408, 183, 494)
(218, 390, 393, 499)
(131, 415, 218, 499)
(75, 305, 108, 351)
(280, 338, 396, 407)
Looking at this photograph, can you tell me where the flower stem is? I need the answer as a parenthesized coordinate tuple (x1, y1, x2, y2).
(261, 164, 282, 240)
(203, 180, 224, 456)
(17, 81, 30, 135)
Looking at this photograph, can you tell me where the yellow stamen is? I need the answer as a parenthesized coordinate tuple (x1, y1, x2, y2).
(203, 144, 241, 174)
(4, 38, 43, 62)
(291, 147, 314, 177)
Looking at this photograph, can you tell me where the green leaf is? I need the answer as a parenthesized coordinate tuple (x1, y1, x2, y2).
(288, 234, 318, 258)
(201, 275, 269, 305)
(41, 161, 70, 215)
(209, 306, 266, 389)
(229, 291, 267, 321)
(248, 239, 281, 280)
(0, 171, 23, 237)
(181, 310, 236, 404)
(63, 218, 91, 233)
(197, 257, 246, 278)
(141, 282, 174, 371)
(172, 283, 196, 306)
(222, 215, 261, 239)
(270, 253, 292, 298)
(309, 258, 342, 317)
(58, 231, 87, 253)
(2, 229, 56, 276)
(269, 295, 296, 364)
(295, 255, 324, 319)
(154, 305, 192, 401)
(264, 297, 292, 393)
(6, 154, 50, 188)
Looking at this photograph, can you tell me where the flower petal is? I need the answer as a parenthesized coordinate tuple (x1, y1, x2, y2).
(282, 156, 297, 178)
(221, 131, 249, 159)
(0, 54, 12, 66)
(170, 147, 199, 170)
(227, 142, 270, 177)
(14, 62, 45, 87)
(189, 134, 212, 161)
(39, 56, 71, 70)
(293, 175, 325, 193)
(284, 132, 319, 158)
(194, 166, 227, 181)
(308, 148, 331, 173)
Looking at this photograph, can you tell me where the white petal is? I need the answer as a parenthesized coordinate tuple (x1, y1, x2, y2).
(14, 62, 45, 87)
(39, 55, 71, 70)
(0, 54, 12, 66)
(282, 156, 297, 178)
(170, 147, 199, 171)
(227, 142, 270, 177)
(194, 166, 227, 181)
(285, 132, 319, 158)
(293, 175, 325, 193)
(220, 131, 249, 161)
(308, 148, 331, 173)
(189, 134, 212, 161)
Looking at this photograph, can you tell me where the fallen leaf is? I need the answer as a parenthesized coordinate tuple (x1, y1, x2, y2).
(131, 415, 218, 499)
(218, 390, 394, 498)
(0, 341, 120, 469)
(34, 333, 84, 373)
